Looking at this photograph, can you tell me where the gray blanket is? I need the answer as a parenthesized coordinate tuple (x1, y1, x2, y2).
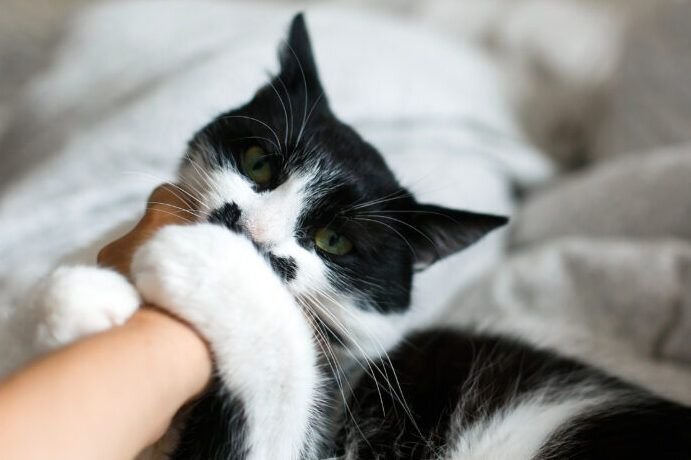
(459, 146, 691, 403)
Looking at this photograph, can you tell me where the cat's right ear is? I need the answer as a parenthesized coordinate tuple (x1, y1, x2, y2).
(276, 13, 324, 96)
(403, 203, 508, 270)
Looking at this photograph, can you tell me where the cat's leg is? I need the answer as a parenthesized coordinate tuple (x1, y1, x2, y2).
(0, 266, 140, 375)
(131, 223, 323, 460)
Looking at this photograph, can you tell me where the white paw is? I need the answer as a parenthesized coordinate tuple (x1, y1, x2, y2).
(130, 223, 286, 336)
(33, 266, 140, 351)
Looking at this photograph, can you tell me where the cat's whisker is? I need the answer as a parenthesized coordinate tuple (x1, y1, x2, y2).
(300, 292, 387, 409)
(359, 209, 454, 217)
(162, 180, 207, 208)
(356, 213, 438, 251)
(301, 295, 394, 436)
(295, 91, 324, 149)
(141, 206, 195, 224)
(265, 79, 290, 151)
(275, 75, 294, 156)
(230, 134, 282, 155)
(343, 189, 410, 213)
(118, 171, 207, 214)
(302, 286, 404, 409)
(306, 285, 424, 439)
(218, 114, 282, 152)
(185, 156, 228, 211)
(145, 201, 206, 221)
(300, 300, 375, 453)
(351, 216, 417, 258)
(281, 39, 310, 150)
(302, 303, 361, 403)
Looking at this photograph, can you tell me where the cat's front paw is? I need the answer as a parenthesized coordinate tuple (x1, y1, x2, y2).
(131, 223, 319, 460)
(130, 223, 313, 364)
(33, 266, 140, 352)
(130, 223, 284, 336)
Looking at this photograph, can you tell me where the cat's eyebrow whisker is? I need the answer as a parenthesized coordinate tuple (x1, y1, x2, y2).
(352, 217, 417, 258)
(229, 135, 282, 155)
(359, 208, 460, 221)
(295, 91, 324, 149)
(344, 189, 410, 213)
(357, 213, 438, 252)
(281, 39, 310, 151)
(275, 75, 294, 156)
(265, 79, 290, 151)
(218, 115, 282, 151)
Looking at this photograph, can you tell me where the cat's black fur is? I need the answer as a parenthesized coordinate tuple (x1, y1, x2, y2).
(172, 14, 691, 460)
(339, 330, 691, 459)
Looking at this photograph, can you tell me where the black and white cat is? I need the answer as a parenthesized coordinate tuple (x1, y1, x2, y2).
(5, 12, 691, 460)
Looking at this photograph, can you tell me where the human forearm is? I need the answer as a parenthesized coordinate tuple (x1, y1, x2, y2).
(0, 307, 211, 460)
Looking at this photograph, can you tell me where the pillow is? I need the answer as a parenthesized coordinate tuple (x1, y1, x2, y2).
(512, 144, 691, 248)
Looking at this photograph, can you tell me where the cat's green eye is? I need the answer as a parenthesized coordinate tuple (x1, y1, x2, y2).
(314, 227, 353, 256)
(242, 146, 272, 186)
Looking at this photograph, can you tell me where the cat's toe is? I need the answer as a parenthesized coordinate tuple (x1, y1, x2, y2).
(33, 266, 140, 351)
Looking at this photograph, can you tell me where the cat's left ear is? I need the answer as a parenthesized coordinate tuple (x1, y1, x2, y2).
(277, 13, 324, 95)
(404, 203, 508, 270)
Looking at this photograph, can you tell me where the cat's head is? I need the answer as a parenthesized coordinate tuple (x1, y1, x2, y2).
(180, 14, 507, 355)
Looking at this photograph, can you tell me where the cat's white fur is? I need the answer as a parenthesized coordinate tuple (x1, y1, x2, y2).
(32, 266, 140, 353)
(446, 392, 608, 459)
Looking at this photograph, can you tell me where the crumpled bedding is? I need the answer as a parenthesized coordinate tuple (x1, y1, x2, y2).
(447, 236, 691, 404)
(1, 0, 690, 406)
(482, 144, 691, 403)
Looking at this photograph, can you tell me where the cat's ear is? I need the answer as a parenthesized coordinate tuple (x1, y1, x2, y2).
(404, 203, 508, 270)
(277, 13, 323, 94)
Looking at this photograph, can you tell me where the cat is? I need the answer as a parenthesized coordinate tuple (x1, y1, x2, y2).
(5, 12, 691, 460)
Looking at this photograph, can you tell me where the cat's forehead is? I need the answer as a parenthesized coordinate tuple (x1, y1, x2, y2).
(194, 100, 403, 208)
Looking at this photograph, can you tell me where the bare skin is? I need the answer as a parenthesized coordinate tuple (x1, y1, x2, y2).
(0, 184, 212, 460)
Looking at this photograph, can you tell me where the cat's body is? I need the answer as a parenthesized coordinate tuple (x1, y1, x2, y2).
(1, 7, 690, 460)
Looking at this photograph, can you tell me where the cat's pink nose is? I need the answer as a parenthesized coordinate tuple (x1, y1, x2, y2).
(246, 220, 284, 248)
(247, 222, 267, 244)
